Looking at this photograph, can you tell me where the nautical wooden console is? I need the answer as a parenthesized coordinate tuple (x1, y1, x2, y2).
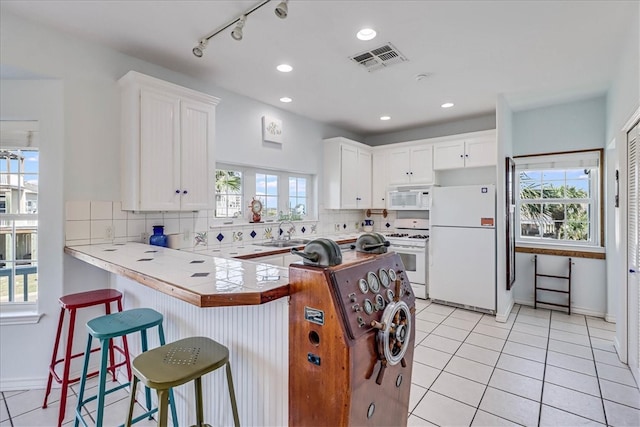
(288, 250, 415, 426)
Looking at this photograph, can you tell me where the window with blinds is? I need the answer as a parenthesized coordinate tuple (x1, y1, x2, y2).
(515, 149, 602, 247)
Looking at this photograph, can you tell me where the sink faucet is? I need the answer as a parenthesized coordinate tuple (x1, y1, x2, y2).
(278, 220, 296, 240)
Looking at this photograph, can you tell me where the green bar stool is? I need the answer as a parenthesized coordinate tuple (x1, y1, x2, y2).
(74, 308, 178, 427)
(125, 336, 240, 427)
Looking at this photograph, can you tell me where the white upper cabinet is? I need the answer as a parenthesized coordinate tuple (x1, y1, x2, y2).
(119, 71, 220, 211)
(387, 144, 434, 185)
(371, 150, 388, 209)
(433, 130, 496, 170)
(323, 137, 372, 209)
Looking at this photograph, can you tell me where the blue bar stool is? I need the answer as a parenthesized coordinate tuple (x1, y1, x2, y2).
(74, 308, 178, 427)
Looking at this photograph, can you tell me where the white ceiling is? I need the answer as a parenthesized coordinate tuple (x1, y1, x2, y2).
(1, 1, 636, 136)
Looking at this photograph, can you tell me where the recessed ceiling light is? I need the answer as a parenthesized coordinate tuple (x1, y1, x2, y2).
(441, 102, 454, 108)
(277, 64, 293, 72)
(380, 116, 391, 121)
(280, 97, 292, 103)
(357, 28, 377, 41)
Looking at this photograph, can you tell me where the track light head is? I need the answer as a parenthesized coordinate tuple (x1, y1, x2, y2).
(231, 15, 246, 41)
(274, 0, 288, 19)
(192, 39, 207, 58)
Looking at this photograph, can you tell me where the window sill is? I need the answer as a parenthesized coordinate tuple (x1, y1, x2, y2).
(0, 306, 43, 326)
(515, 242, 605, 260)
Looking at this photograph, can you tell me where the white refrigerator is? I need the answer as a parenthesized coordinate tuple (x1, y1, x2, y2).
(429, 184, 496, 312)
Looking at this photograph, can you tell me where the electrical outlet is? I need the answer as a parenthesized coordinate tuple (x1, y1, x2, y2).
(141, 232, 150, 243)
(335, 223, 341, 232)
(105, 225, 114, 240)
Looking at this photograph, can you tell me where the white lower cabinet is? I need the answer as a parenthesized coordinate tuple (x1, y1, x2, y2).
(120, 71, 220, 211)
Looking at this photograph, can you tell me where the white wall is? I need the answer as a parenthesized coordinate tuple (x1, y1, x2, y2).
(0, 10, 360, 389)
(511, 96, 608, 316)
(495, 95, 514, 321)
(0, 80, 67, 388)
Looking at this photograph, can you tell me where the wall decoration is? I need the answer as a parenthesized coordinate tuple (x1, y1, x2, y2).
(262, 115, 283, 144)
(505, 157, 516, 290)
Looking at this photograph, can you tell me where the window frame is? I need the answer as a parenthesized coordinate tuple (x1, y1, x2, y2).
(514, 148, 604, 249)
(213, 163, 315, 225)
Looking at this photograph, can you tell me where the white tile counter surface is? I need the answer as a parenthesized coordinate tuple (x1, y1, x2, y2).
(64, 242, 291, 307)
(64, 234, 359, 307)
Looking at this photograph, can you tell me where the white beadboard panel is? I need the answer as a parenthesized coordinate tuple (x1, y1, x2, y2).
(113, 275, 289, 427)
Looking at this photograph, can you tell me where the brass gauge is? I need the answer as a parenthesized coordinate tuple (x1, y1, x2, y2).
(379, 269, 390, 288)
(367, 272, 380, 293)
(388, 269, 397, 281)
(358, 278, 369, 294)
(363, 299, 374, 315)
(387, 289, 395, 302)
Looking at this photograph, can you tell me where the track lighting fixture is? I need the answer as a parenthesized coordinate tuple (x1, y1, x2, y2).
(192, 0, 291, 58)
(192, 39, 207, 58)
(274, 0, 288, 19)
(231, 15, 246, 41)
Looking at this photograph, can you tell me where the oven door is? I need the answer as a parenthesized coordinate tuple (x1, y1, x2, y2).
(391, 244, 427, 297)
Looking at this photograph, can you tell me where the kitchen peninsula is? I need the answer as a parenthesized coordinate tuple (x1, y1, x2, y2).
(65, 242, 293, 426)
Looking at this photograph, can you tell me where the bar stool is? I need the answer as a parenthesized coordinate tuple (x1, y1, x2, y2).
(125, 336, 240, 427)
(43, 289, 130, 427)
(74, 308, 178, 427)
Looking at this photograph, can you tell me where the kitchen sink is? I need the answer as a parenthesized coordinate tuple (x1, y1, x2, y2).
(255, 239, 311, 248)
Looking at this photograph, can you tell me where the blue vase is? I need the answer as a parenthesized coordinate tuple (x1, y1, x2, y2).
(149, 225, 168, 247)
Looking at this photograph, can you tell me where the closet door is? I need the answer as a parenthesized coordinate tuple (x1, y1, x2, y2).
(628, 121, 639, 384)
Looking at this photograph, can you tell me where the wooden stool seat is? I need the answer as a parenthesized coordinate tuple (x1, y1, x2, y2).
(44, 289, 129, 427)
(125, 336, 240, 427)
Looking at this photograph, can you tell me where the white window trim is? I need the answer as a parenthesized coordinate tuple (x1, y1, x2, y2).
(514, 150, 602, 250)
(213, 163, 316, 225)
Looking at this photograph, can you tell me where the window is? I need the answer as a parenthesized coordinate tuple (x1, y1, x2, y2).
(214, 164, 313, 223)
(256, 173, 279, 219)
(288, 177, 307, 219)
(515, 150, 601, 247)
(215, 169, 243, 218)
(0, 146, 39, 303)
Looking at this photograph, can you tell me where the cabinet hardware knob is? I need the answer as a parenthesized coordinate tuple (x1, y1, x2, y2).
(465, 154, 469, 157)
(631, 269, 637, 273)
(410, 172, 413, 174)
(183, 190, 188, 194)
(460, 154, 464, 158)
(175, 190, 180, 194)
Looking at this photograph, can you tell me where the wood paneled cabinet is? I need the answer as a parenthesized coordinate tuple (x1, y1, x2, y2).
(323, 137, 372, 209)
(433, 132, 496, 170)
(119, 71, 220, 211)
(387, 144, 434, 185)
(371, 150, 389, 209)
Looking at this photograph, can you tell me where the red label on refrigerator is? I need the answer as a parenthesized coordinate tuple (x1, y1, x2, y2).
(481, 218, 494, 226)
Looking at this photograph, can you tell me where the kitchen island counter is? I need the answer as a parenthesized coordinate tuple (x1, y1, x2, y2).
(64, 242, 290, 307)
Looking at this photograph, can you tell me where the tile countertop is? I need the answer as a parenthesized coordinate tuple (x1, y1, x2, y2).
(64, 235, 359, 308)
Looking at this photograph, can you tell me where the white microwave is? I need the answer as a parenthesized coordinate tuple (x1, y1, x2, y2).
(387, 188, 431, 210)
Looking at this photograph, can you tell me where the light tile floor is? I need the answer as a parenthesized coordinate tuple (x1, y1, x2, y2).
(1, 302, 639, 426)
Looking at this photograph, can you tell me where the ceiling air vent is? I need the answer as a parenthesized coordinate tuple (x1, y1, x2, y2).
(349, 43, 408, 72)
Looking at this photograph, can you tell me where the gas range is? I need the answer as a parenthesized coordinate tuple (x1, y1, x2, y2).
(382, 219, 429, 299)
(383, 219, 430, 248)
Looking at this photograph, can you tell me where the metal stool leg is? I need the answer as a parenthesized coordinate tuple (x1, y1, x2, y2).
(43, 307, 65, 410)
(156, 389, 171, 427)
(194, 376, 204, 426)
(94, 338, 111, 427)
(226, 361, 240, 427)
(74, 334, 93, 427)
(125, 376, 139, 427)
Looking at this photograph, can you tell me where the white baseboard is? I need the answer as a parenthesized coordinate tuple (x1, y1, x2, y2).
(513, 299, 606, 319)
(0, 376, 48, 392)
(605, 313, 616, 323)
(495, 299, 515, 323)
(614, 335, 627, 364)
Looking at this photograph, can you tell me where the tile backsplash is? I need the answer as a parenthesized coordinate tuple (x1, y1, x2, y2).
(64, 201, 392, 249)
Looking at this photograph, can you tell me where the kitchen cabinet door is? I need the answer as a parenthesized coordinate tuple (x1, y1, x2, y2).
(433, 140, 465, 170)
(464, 135, 496, 168)
(387, 144, 434, 185)
(139, 88, 181, 211)
(179, 99, 216, 211)
(371, 150, 388, 209)
(410, 145, 434, 183)
(120, 71, 220, 211)
(323, 137, 372, 209)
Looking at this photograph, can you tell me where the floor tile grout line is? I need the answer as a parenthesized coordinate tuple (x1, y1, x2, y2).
(586, 320, 610, 426)
(537, 307, 554, 427)
(1, 392, 14, 427)
(468, 304, 521, 427)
